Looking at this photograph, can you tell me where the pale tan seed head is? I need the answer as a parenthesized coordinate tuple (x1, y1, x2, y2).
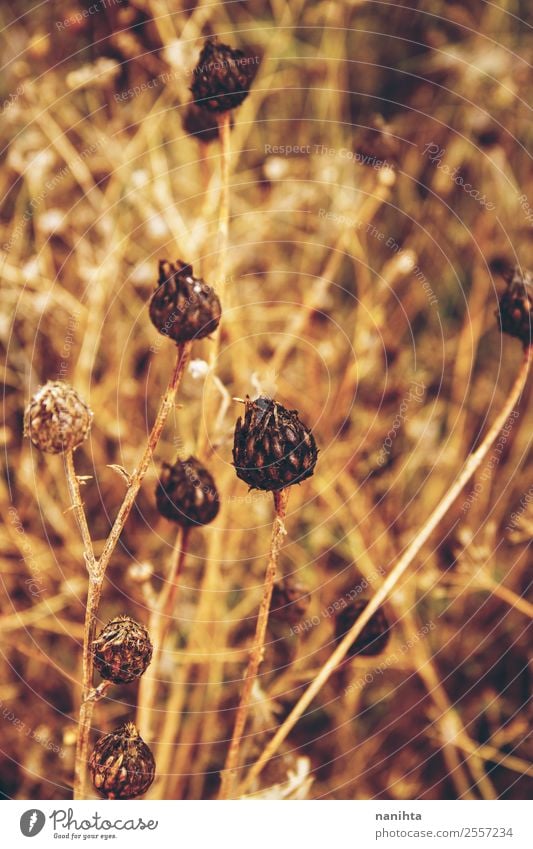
(24, 380, 93, 454)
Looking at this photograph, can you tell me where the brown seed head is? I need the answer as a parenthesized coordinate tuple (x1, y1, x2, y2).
(24, 380, 93, 454)
(149, 259, 221, 343)
(233, 396, 318, 491)
(334, 599, 391, 659)
(92, 616, 153, 684)
(156, 456, 220, 527)
(190, 39, 257, 113)
(497, 265, 533, 347)
(89, 722, 155, 799)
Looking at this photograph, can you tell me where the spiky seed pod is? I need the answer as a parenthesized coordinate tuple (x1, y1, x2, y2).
(497, 265, 532, 347)
(149, 259, 221, 343)
(92, 616, 153, 684)
(270, 577, 311, 626)
(156, 456, 220, 527)
(23, 380, 93, 454)
(89, 722, 155, 799)
(233, 396, 318, 491)
(182, 101, 233, 143)
(334, 599, 391, 659)
(190, 39, 256, 113)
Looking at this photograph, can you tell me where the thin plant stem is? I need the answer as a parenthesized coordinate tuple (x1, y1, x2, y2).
(196, 111, 231, 461)
(216, 110, 231, 302)
(64, 450, 97, 577)
(73, 574, 102, 799)
(97, 341, 192, 578)
(72, 341, 191, 799)
(137, 526, 191, 739)
(219, 487, 290, 800)
(239, 345, 531, 795)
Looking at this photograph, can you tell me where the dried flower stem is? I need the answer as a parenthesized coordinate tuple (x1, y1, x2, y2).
(240, 345, 532, 795)
(137, 526, 191, 738)
(96, 341, 192, 578)
(220, 487, 290, 800)
(64, 451, 97, 577)
(73, 575, 102, 799)
(72, 341, 191, 799)
(196, 111, 231, 461)
(216, 111, 231, 303)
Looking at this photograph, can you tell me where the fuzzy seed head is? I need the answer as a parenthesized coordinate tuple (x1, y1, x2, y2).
(156, 456, 220, 527)
(24, 380, 93, 454)
(334, 599, 391, 659)
(89, 722, 155, 799)
(92, 616, 153, 684)
(233, 396, 318, 491)
(190, 39, 257, 113)
(497, 265, 533, 347)
(149, 259, 221, 343)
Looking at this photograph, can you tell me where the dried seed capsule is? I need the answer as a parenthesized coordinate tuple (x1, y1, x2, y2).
(24, 380, 93, 454)
(149, 259, 221, 343)
(190, 39, 257, 113)
(233, 396, 318, 491)
(497, 265, 533, 347)
(155, 456, 219, 527)
(334, 599, 390, 658)
(92, 616, 153, 684)
(89, 722, 155, 799)
(270, 577, 311, 626)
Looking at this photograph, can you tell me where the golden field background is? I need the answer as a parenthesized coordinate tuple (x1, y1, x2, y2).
(0, 0, 532, 799)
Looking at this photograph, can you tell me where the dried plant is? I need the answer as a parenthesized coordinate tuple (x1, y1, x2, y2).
(3, 2, 533, 805)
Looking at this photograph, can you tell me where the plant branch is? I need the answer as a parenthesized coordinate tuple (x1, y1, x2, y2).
(97, 341, 191, 578)
(239, 345, 531, 795)
(64, 450, 97, 577)
(73, 574, 102, 799)
(71, 341, 191, 799)
(219, 487, 290, 800)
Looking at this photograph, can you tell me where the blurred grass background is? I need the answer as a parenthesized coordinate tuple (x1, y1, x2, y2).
(0, 0, 532, 799)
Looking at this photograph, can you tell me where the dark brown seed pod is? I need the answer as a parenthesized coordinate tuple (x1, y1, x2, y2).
(89, 722, 155, 799)
(270, 577, 311, 626)
(182, 101, 233, 143)
(149, 259, 221, 343)
(190, 39, 257, 113)
(233, 396, 318, 491)
(92, 616, 153, 684)
(23, 380, 93, 454)
(334, 599, 391, 659)
(155, 456, 220, 527)
(497, 265, 532, 347)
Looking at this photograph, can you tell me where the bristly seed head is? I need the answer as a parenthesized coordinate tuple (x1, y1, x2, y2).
(92, 616, 153, 684)
(232, 395, 318, 491)
(190, 38, 257, 113)
(23, 380, 93, 454)
(149, 259, 221, 343)
(89, 722, 155, 800)
(497, 265, 533, 348)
